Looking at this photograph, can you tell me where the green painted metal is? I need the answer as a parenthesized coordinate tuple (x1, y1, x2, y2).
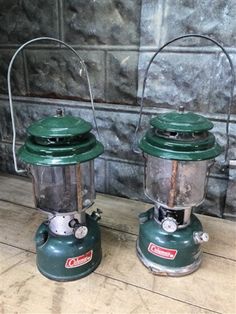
(138, 208, 202, 268)
(139, 130, 222, 161)
(35, 214, 101, 281)
(18, 134, 104, 165)
(150, 111, 214, 133)
(139, 111, 223, 161)
(18, 114, 104, 165)
(28, 115, 92, 138)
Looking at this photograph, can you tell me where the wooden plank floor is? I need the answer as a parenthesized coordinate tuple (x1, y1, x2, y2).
(0, 173, 236, 314)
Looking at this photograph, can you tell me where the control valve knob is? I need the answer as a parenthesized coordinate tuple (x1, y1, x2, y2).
(69, 219, 88, 239)
(161, 217, 178, 233)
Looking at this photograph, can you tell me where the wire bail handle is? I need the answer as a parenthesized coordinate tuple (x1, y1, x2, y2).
(134, 34, 235, 164)
(8, 37, 100, 173)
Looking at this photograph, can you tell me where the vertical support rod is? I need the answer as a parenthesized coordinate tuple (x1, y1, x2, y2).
(168, 160, 178, 208)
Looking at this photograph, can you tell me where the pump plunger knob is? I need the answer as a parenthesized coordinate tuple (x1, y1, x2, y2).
(193, 231, 209, 244)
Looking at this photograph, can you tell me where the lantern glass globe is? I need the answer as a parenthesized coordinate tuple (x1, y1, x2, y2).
(31, 161, 95, 213)
(144, 155, 211, 209)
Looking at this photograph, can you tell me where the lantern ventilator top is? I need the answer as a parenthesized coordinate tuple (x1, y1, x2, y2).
(18, 109, 103, 166)
(139, 106, 223, 161)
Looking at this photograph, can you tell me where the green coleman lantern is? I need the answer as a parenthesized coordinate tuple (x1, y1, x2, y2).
(137, 106, 222, 275)
(7, 37, 104, 281)
(134, 34, 235, 276)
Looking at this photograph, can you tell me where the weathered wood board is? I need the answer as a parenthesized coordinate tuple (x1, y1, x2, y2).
(2, 244, 215, 314)
(0, 174, 236, 313)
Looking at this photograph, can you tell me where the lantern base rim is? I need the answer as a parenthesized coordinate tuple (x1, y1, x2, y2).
(136, 241, 202, 277)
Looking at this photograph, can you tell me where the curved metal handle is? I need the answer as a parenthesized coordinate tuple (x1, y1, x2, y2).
(134, 34, 235, 163)
(7, 37, 100, 173)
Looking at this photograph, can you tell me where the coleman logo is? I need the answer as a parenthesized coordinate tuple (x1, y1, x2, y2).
(148, 243, 177, 260)
(65, 250, 93, 268)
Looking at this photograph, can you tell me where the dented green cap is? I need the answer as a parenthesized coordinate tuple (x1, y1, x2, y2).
(28, 114, 92, 138)
(150, 111, 214, 133)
